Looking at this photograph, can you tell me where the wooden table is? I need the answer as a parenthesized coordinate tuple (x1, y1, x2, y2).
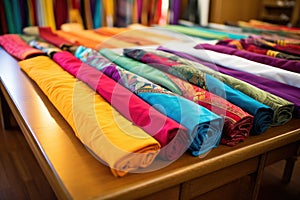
(0, 48, 299, 200)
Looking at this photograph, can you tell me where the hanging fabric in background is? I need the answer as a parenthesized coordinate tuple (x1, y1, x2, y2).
(54, 0, 69, 30)
(115, 0, 133, 27)
(92, 0, 102, 29)
(169, 0, 180, 24)
(102, 0, 114, 27)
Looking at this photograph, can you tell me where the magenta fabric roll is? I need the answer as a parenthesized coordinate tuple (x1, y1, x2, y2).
(53, 51, 190, 160)
(0, 34, 44, 60)
(197, 43, 300, 74)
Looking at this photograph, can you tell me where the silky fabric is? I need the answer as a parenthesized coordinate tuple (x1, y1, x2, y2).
(99, 48, 182, 95)
(94, 28, 158, 46)
(124, 48, 274, 135)
(156, 46, 295, 124)
(98, 48, 254, 146)
(198, 43, 300, 74)
(241, 37, 300, 57)
(218, 39, 300, 60)
(162, 25, 226, 40)
(76, 46, 224, 155)
(159, 46, 300, 118)
(53, 51, 189, 160)
(19, 56, 160, 177)
(161, 43, 300, 88)
(0, 34, 44, 60)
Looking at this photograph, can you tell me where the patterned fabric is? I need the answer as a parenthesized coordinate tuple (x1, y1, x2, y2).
(156, 46, 295, 124)
(0, 34, 44, 60)
(19, 56, 160, 177)
(123, 48, 274, 135)
(218, 39, 300, 60)
(29, 39, 61, 57)
(75, 47, 224, 156)
(53, 51, 191, 160)
(198, 43, 300, 74)
(99, 48, 182, 95)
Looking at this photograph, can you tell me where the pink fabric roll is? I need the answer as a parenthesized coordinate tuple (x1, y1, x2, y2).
(0, 34, 44, 60)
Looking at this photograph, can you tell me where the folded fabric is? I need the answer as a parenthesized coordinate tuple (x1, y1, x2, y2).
(198, 43, 300, 74)
(218, 39, 300, 60)
(240, 37, 300, 57)
(124, 48, 274, 135)
(53, 51, 190, 159)
(76, 46, 224, 155)
(39, 27, 75, 49)
(162, 43, 300, 88)
(156, 46, 295, 124)
(19, 56, 160, 177)
(0, 34, 44, 60)
(98, 48, 254, 146)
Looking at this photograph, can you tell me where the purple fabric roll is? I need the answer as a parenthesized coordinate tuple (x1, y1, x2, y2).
(157, 46, 300, 117)
(170, 0, 180, 24)
(196, 43, 300, 74)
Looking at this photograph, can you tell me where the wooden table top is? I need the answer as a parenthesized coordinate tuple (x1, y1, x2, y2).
(1, 48, 300, 200)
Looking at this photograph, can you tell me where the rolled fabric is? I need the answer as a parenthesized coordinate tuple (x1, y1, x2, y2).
(124, 48, 274, 135)
(161, 43, 300, 88)
(99, 48, 182, 95)
(156, 46, 296, 123)
(198, 43, 300, 74)
(0, 34, 44, 60)
(53, 51, 191, 159)
(217, 39, 300, 60)
(75, 46, 224, 155)
(28, 39, 62, 57)
(39, 27, 75, 49)
(19, 56, 160, 177)
(98, 48, 254, 146)
(242, 37, 300, 57)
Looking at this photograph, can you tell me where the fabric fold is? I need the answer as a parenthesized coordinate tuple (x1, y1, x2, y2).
(75, 46, 224, 155)
(123, 48, 274, 135)
(19, 56, 160, 177)
(53, 51, 192, 160)
(98, 48, 254, 146)
(0, 34, 44, 60)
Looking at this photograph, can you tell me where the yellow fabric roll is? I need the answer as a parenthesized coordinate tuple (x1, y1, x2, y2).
(19, 56, 160, 177)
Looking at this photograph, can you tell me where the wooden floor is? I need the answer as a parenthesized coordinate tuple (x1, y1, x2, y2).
(0, 115, 299, 200)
